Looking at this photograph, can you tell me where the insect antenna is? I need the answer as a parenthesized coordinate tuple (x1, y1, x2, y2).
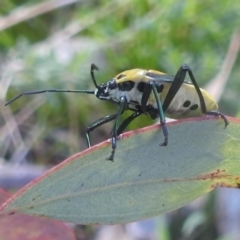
(5, 89, 95, 106)
(4, 65, 102, 106)
(90, 63, 100, 89)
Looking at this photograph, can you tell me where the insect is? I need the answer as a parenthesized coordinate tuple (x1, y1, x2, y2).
(5, 64, 229, 161)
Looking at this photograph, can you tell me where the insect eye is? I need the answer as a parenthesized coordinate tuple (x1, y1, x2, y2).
(108, 80, 117, 90)
(116, 74, 126, 79)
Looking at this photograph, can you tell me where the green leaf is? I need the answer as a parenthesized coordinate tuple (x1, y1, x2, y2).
(1, 117, 240, 224)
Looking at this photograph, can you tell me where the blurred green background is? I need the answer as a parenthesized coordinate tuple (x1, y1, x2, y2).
(0, 0, 240, 239)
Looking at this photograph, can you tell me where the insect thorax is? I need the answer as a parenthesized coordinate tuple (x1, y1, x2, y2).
(107, 70, 165, 119)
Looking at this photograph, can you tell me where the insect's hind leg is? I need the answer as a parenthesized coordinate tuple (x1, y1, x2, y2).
(176, 65, 229, 128)
(205, 111, 229, 128)
(182, 65, 208, 114)
(163, 64, 207, 114)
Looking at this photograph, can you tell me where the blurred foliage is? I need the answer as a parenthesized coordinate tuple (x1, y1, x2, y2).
(0, 0, 240, 239)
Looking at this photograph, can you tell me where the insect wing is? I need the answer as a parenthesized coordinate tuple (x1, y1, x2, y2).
(146, 72, 174, 82)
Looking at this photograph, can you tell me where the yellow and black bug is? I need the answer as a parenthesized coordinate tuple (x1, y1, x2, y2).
(5, 64, 229, 161)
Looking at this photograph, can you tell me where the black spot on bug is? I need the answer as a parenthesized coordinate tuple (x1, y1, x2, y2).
(118, 81, 135, 91)
(156, 84, 164, 93)
(183, 100, 191, 108)
(116, 74, 126, 79)
(137, 82, 146, 92)
(190, 104, 198, 110)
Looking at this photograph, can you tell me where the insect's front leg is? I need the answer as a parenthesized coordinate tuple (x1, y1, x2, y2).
(116, 111, 142, 136)
(108, 96, 128, 161)
(86, 114, 118, 147)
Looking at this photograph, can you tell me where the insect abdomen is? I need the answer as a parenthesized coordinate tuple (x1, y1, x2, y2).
(162, 83, 218, 119)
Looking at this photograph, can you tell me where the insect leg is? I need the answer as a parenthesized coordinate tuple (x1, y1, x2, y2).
(117, 111, 142, 135)
(86, 114, 118, 147)
(108, 96, 128, 161)
(162, 64, 203, 112)
(187, 69, 229, 126)
(163, 64, 228, 127)
(150, 81, 168, 146)
(204, 110, 229, 128)
(141, 81, 168, 145)
(141, 84, 152, 112)
(183, 65, 207, 114)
